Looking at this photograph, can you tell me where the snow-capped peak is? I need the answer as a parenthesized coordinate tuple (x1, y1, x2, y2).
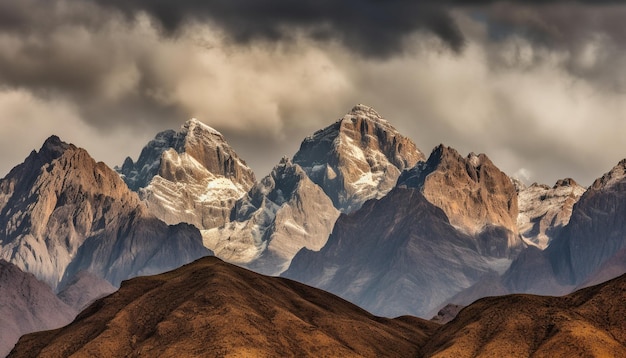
(182, 118, 222, 137)
(117, 118, 255, 231)
(468, 152, 481, 168)
(293, 105, 424, 212)
(345, 103, 392, 128)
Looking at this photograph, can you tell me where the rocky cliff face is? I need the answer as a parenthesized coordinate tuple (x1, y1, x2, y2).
(0, 136, 210, 290)
(117, 119, 255, 230)
(398, 145, 522, 258)
(284, 188, 510, 318)
(502, 159, 626, 295)
(516, 178, 586, 249)
(0, 260, 76, 357)
(203, 158, 339, 275)
(548, 159, 626, 285)
(293, 104, 424, 213)
(203, 105, 420, 274)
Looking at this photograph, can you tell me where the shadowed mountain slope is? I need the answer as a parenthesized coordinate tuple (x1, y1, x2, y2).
(504, 159, 626, 295)
(0, 260, 76, 357)
(0, 136, 210, 290)
(284, 187, 509, 318)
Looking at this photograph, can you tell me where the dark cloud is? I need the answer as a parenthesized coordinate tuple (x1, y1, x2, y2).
(479, 2, 626, 92)
(93, 0, 626, 58)
(1, 0, 626, 187)
(96, 0, 466, 56)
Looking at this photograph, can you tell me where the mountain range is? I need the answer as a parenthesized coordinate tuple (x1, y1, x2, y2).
(2, 104, 626, 356)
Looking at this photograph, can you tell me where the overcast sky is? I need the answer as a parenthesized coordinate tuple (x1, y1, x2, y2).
(1, 0, 625, 186)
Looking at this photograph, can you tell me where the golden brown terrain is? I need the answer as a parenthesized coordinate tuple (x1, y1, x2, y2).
(421, 274, 626, 357)
(9, 256, 437, 358)
(10, 255, 626, 358)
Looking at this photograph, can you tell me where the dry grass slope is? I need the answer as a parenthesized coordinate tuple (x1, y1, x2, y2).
(421, 274, 626, 357)
(11, 257, 626, 358)
(10, 256, 437, 358)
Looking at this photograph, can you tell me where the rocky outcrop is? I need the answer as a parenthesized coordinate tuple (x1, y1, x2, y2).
(293, 104, 424, 213)
(503, 159, 626, 295)
(516, 178, 586, 249)
(203, 158, 339, 275)
(10, 256, 437, 358)
(548, 159, 626, 285)
(117, 119, 255, 229)
(204, 105, 420, 274)
(398, 145, 522, 258)
(284, 188, 508, 318)
(0, 260, 76, 357)
(430, 304, 464, 325)
(0, 136, 210, 290)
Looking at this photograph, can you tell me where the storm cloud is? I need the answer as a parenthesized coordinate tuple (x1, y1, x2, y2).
(95, 0, 466, 57)
(0, 0, 626, 187)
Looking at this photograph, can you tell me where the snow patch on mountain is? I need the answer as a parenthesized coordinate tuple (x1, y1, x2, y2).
(293, 104, 425, 213)
(516, 178, 586, 249)
(203, 158, 339, 275)
(118, 119, 255, 230)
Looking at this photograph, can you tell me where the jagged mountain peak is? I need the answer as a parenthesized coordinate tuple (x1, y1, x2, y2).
(204, 156, 339, 274)
(40, 135, 73, 158)
(554, 177, 579, 189)
(397, 144, 520, 257)
(3, 136, 78, 189)
(590, 158, 626, 191)
(118, 118, 254, 192)
(252, 158, 307, 207)
(293, 105, 424, 212)
(0, 136, 209, 290)
(182, 117, 222, 136)
(398, 145, 497, 189)
(347, 103, 389, 124)
(117, 118, 255, 230)
(517, 178, 586, 249)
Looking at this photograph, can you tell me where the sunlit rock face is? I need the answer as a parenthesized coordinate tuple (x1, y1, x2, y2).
(0, 136, 210, 290)
(203, 158, 339, 275)
(293, 104, 425, 213)
(515, 178, 585, 249)
(118, 118, 255, 230)
(398, 145, 522, 258)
